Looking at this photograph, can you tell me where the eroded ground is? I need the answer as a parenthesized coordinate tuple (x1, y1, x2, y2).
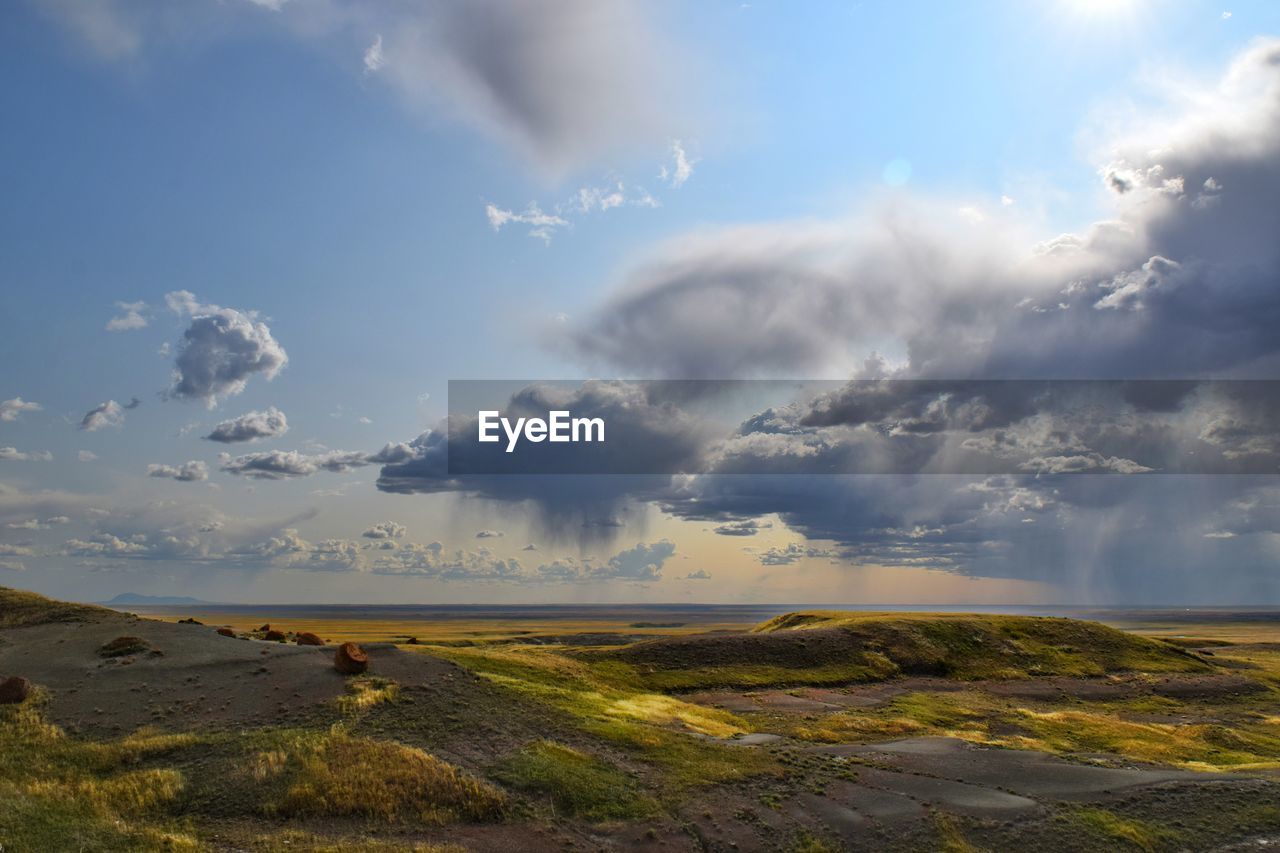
(2, 589, 1280, 852)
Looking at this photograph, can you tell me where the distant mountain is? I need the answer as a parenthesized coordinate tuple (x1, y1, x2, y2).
(101, 592, 212, 606)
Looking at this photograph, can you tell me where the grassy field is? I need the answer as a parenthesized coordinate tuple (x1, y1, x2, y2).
(5, 588, 1280, 851)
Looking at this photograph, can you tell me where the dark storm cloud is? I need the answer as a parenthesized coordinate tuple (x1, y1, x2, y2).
(204, 407, 289, 443)
(375, 381, 711, 538)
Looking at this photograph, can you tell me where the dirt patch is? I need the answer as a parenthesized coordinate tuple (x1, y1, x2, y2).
(0, 614, 486, 736)
(1150, 673, 1268, 699)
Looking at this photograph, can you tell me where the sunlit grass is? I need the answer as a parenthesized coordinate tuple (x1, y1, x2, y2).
(492, 740, 658, 820)
(336, 676, 401, 715)
(425, 645, 780, 788)
(0, 693, 200, 851)
(265, 728, 507, 824)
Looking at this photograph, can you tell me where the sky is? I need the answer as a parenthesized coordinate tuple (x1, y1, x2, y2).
(4, 0, 1280, 605)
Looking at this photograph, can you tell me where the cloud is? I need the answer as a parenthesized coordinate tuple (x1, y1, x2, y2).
(0, 398, 41, 422)
(484, 203, 569, 244)
(567, 41, 1280, 382)
(595, 539, 674, 581)
(0, 447, 53, 462)
(78, 450, 98, 462)
(362, 33, 384, 73)
(204, 407, 289, 443)
(659, 139, 695, 188)
(375, 381, 712, 537)
(685, 569, 711, 580)
(475, 529, 504, 539)
(106, 300, 149, 331)
(147, 461, 210, 482)
(352, 0, 688, 175)
(7, 516, 70, 531)
(219, 447, 378, 480)
(165, 291, 288, 407)
(78, 400, 127, 431)
(713, 519, 771, 536)
(361, 521, 406, 540)
(486, 178, 662, 243)
(42, 1, 691, 177)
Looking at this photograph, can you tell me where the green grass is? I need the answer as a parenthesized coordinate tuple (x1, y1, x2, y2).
(0, 585, 112, 628)
(492, 740, 658, 820)
(0, 693, 200, 851)
(422, 644, 780, 788)
(1067, 807, 1178, 852)
(262, 729, 507, 824)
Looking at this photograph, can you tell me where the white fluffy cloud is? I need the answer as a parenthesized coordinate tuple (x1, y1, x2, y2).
(361, 521, 406, 540)
(204, 407, 289, 443)
(106, 300, 149, 331)
(147, 461, 210, 482)
(165, 291, 288, 408)
(79, 399, 130, 432)
(0, 398, 41, 422)
(0, 447, 53, 462)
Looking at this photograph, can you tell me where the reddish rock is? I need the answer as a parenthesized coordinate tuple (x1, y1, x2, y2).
(405, 636, 419, 645)
(295, 631, 324, 646)
(216, 627, 236, 638)
(257, 623, 271, 632)
(264, 630, 287, 642)
(0, 676, 31, 704)
(334, 642, 368, 675)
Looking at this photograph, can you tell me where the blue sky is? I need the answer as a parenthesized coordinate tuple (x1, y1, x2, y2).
(4, 0, 1280, 605)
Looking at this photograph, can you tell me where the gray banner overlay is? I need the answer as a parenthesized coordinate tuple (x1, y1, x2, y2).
(442, 380, 1280, 476)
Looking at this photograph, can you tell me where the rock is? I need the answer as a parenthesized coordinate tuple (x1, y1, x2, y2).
(295, 631, 324, 646)
(99, 636, 151, 658)
(216, 627, 236, 638)
(178, 617, 203, 625)
(334, 642, 368, 675)
(264, 630, 287, 642)
(405, 636, 419, 645)
(257, 624, 271, 632)
(0, 676, 31, 704)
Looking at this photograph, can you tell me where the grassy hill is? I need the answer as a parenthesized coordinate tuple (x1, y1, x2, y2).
(0, 585, 117, 629)
(592, 611, 1212, 690)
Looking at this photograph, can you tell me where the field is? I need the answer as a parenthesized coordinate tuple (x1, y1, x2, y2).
(2, 588, 1280, 851)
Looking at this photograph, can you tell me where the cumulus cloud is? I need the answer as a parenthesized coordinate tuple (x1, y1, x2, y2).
(568, 41, 1280, 382)
(165, 291, 288, 407)
(0, 447, 53, 462)
(204, 407, 289, 443)
(0, 398, 41, 422)
(219, 444, 401, 480)
(475, 529, 504, 539)
(79, 399, 134, 431)
(78, 450, 98, 462)
(106, 300, 149, 331)
(361, 521, 406, 540)
(595, 539, 674, 581)
(147, 461, 210, 482)
(685, 569, 711, 580)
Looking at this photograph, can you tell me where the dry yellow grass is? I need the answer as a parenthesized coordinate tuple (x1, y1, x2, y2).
(269, 730, 507, 824)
